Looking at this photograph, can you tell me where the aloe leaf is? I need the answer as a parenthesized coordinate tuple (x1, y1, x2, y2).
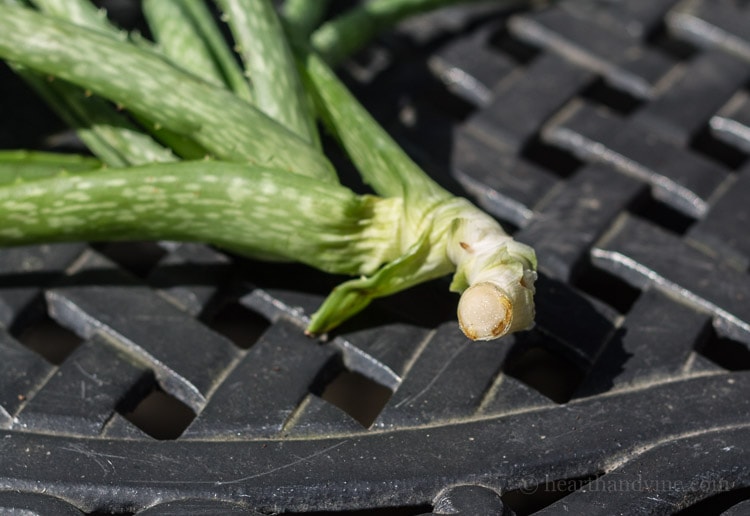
(7, 0, 177, 166)
(0, 151, 101, 185)
(29, 0, 122, 35)
(143, 0, 253, 102)
(0, 5, 337, 182)
(281, 0, 333, 40)
(143, 0, 229, 88)
(217, 0, 320, 148)
(311, 0, 475, 65)
(32, 0, 210, 161)
(28, 0, 205, 163)
(301, 50, 447, 202)
(18, 72, 139, 167)
(0, 160, 400, 275)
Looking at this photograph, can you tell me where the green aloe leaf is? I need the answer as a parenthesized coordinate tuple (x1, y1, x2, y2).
(0, 151, 101, 185)
(0, 160, 400, 276)
(0, 4, 337, 182)
(218, 0, 320, 147)
(143, 0, 254, 101)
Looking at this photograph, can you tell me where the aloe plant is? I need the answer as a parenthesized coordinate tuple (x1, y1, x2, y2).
(0, 0, 537, 340)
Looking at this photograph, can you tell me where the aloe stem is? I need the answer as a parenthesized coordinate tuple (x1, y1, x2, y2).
(295, 46, 537, 338)
(0, 5, 337, 182)
(294, 49, 460, 334)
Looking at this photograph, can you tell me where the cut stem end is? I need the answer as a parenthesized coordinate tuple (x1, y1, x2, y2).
(457, 282, 513, 341)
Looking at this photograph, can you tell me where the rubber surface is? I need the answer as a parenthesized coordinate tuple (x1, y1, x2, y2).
(1, 0, 749, 514)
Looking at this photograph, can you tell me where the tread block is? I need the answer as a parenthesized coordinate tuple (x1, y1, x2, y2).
(15, 335, 150, 435)
(463, 53, 593, 153)
(284, 395, 366, 437)
(543, 101, 729, 217)
(577, 288, 714, 396)
(711, 90, 750, 153)
(374, 323, 507, 427)
(516, 164, 645, 281)
(148, 242, 232, 317)
(688, 165, 750, 269)
(452, 130, 560, 227)
(0, 243, 84, 329)
(184, 320, 336, 438)
(478, 373, 555, 414)
(0, 329, 54, 427)
(336, 323, 433, 387)
(510, 5, 676, 98)
(593, 215, 750, 345)
(633, 49, 750, 145)
(429, 23, 515, 106)
(560, 0, 681, 38)
(667, 0, 750, 61)
(44, 252, 240, 412)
